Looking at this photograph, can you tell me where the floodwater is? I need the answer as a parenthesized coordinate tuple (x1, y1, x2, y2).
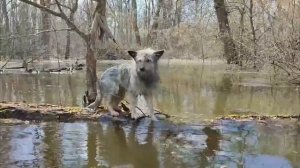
(0, 61, 300, 168)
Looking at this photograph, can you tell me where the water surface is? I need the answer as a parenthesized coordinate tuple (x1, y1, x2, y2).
(0, 61, 299, 167)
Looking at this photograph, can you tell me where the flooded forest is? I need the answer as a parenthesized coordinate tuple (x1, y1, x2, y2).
(0, 0, 300, 167)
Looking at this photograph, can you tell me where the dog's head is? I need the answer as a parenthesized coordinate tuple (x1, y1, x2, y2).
(128, 48, 164, 86)
(128, 48, 164, 74)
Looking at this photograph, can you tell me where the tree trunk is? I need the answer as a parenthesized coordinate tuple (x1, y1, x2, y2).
(31, 0, 38, 56)
(175, 0, 182, 27)
(162, 0, 173, 28)
(2, 0, 9, 33)
(85, 42, 97, 103)
(132, 0, 141, 46)
(85, 0, 111, 103)
(147, 0, 163, 45)
(238, 3, 245, 65)
(249, 0, 257, 68)
(213, 0, 238, 64)
(65, 30, 71, 59)
(65, 0, 77, 60)
(117, 0, 123, 42)
(40, 0, 51, 60)
(2, 0, 10, 59)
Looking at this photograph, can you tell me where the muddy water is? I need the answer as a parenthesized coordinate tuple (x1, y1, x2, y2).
(0, 61, 300, 167)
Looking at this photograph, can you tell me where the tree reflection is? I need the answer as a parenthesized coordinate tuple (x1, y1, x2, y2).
(213, 75, 232, 116)
(43, 122, 62, 167)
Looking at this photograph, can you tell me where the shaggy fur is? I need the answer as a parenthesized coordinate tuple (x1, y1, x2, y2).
(86, 48, 164, 120)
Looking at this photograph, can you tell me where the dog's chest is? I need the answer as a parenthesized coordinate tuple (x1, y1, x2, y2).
(118, 63, 156, 95)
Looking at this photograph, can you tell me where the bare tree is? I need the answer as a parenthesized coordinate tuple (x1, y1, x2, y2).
(213, 0, 238, 64)
(20, 0, 117, 103)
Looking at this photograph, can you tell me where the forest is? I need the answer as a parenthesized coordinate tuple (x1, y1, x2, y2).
(0, 1, 300, 167)
(0, 0, 299, 64)
(1, 0, 300, 101)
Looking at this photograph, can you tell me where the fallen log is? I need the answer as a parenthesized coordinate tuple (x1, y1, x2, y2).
(217, 114, 300, 121)
(0, 102, 169, 122)
(1, 102, 298, 123)
(0, 102, 130, 122)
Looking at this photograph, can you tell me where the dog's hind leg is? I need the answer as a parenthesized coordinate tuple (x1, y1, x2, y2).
(107, 94, 120, 116)
(110, 86, 126, 113)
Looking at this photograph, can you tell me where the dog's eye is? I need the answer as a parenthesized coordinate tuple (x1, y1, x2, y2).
(146, 59, 151, 63)
(138, 60, 142, 62)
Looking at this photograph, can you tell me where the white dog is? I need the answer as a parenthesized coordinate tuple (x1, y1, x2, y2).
(86, 48, 164, 120)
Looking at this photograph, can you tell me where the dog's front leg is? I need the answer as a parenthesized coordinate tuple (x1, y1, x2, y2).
(129, 93, 139, 119)
(144, 92, 157, 121)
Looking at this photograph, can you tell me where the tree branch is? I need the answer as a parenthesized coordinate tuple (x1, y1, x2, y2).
(0, 28, 73, 40)
(19, 0, 62, 17)
(19, 0, 88, 41)
(55, 0, 88, 40)
(50, 2, 72, 10)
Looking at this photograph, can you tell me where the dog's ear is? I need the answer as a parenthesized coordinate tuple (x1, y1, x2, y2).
(153, 50, 164, 60)
(128, 51, 137, 59)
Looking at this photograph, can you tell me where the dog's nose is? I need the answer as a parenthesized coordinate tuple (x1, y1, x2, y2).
(140, 67, 145, 71)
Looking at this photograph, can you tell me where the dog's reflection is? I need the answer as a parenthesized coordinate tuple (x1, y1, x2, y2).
(87, 119, 159, 168)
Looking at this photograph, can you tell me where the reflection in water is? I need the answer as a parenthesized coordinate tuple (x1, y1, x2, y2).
(43, 122, 62, 167)
(213, 75, 232, 116)
(200, 127, 221, 167)
(0, 120, 298, 167)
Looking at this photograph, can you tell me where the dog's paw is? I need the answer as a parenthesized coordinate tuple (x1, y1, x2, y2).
(110, 111, 120, 117)
(151, 115, 158, 121)
(131, 111, 144, 120)
(131, 112, 139, 119)
(84, 107, 95, 113)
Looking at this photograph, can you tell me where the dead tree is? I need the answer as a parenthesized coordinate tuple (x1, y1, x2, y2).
(213, 0, 238, 64)
(20, 0, 117, 103)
